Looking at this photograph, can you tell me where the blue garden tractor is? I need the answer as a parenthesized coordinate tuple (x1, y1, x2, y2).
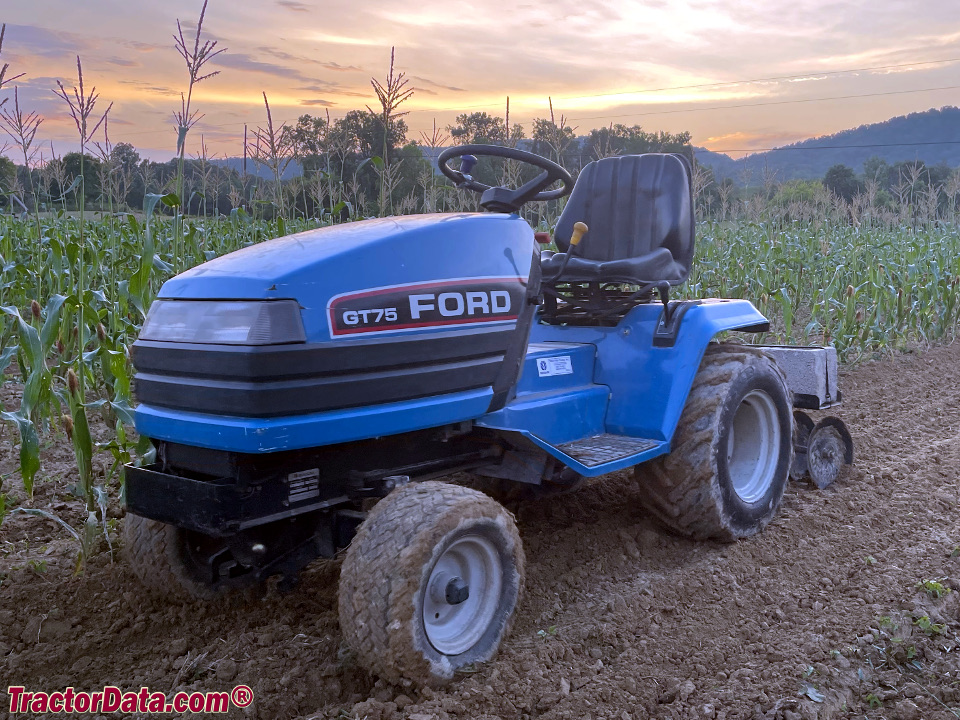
(122, 146, 853, 686)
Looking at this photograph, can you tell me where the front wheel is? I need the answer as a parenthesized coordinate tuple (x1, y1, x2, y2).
(338, 481, 524, 686)
(122, 513, 236, 601)
(634, 344, 793, 540)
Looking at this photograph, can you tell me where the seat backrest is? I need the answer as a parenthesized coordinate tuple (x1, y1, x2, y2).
(554, 154, 695, 282)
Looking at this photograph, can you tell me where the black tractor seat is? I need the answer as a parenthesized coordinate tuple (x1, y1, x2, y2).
(540, 245, 683, 285)
(541, 153, 695, 288)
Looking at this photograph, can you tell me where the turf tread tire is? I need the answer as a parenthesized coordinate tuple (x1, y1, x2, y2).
(122, 513, 221, 601)
(634, 344, 792, 541)
(338, 481, 524, 686)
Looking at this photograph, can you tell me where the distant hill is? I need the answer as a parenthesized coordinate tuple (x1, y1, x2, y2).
(211, 157, 302, 181)
(205, 106, 960, 186)
(694, 106, 960, 183)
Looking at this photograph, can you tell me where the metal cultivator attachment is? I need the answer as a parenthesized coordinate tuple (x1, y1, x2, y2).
(759, 346, 854, 489)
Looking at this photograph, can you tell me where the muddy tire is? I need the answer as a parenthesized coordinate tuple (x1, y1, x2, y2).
(634, 344, 793, 541)
(338, 481, 524, 686)
(122, 513, 226, 601)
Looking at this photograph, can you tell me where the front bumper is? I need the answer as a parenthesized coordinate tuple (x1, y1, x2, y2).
(124, 463, 348, 536)
(134, 387, 494, 454)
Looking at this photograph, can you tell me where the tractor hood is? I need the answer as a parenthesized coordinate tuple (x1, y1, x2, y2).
(158, 213, 535, 341)
(133, 212, 540, 437)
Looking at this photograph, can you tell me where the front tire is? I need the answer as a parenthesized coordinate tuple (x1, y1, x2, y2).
(634, 344, 793, 540)
(122, 513, 230, 601)
(338, 481, 525, 686)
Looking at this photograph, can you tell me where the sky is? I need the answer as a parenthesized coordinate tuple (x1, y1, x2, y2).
(2, 0, 960, 161)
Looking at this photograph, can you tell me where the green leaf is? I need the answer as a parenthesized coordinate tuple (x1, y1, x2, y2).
(39, 294, 67, 353)
(126, 213, 141, 235)
(105, 349, 131, 399)
(8, 508, 80, 543)
(143, 193, 164, 217)
(1, 411, 40, 494)
(800, 683, 825, 703)
(176, 125, 189, 154)
(0, 344, 19, 376)
(160, 193, 181, 208)
(108, 398, 135, 426)
(51, 175, 82, 203)
(20, 366, 51, 417)
(70, 402, 94, 499)
(1, 305, 41, 370)
(135, 435, 156, 466)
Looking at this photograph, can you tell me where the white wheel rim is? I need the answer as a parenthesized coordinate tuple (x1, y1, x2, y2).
(423, 534, 503, 656)
(727, 389, 781, 504)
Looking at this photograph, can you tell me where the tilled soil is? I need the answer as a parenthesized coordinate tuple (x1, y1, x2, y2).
(2, 342, 960, 720)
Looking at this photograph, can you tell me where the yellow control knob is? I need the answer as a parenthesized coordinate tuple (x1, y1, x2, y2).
(570, 221, 588, 247)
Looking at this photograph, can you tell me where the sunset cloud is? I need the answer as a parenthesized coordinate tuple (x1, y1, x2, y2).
(0, 0, 958, 160)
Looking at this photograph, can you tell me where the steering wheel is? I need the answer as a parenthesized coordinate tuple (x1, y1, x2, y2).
(437, 144, 574, 212)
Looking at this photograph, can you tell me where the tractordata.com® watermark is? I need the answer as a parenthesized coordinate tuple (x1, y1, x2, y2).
(6, 685, 254, 714)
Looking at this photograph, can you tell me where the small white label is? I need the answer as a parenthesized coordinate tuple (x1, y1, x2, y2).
(287, 468, 320, 503)
(536, 356, 573, 377)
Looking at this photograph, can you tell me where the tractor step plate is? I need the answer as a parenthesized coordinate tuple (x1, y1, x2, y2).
(557, 434, 659, 467)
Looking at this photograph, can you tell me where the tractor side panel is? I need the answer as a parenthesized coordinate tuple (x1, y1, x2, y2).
(529, 299, 769, 443)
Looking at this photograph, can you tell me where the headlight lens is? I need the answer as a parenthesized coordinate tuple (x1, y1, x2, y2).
(140, 300, 306, 345)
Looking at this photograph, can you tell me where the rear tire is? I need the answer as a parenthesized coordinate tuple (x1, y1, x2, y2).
(122, 513, 229, 601)
(634, 344, 792, 541)
(338, 481, 524, 686)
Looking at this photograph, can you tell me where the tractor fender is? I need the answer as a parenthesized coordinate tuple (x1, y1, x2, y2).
(602, 298, 770, 444)
(529, 298, 770, 447)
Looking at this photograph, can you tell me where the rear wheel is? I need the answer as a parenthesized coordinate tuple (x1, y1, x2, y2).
(338, 481, 524, 686)
(634, 344, 793, 540)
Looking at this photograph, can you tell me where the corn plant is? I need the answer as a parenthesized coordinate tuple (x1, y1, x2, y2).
(172, 0, 225, 271)
(0, 87, 43, 286)
(249, 92, 295, 220)
(367, 47, 413, 214)
(0, 294, 66, 494)
(0, 23, 25, 102)
(53, 56, 112, 401)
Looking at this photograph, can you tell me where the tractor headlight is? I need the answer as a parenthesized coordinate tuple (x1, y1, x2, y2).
(140, 299, 306, 345)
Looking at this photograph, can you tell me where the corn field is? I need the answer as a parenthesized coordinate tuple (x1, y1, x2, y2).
(0, 195, 958, 534)
(0, 206, 322, 555)
(1, 8, 959, 567)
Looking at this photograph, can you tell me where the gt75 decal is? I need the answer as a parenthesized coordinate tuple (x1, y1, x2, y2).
(327, 277, 525, 338)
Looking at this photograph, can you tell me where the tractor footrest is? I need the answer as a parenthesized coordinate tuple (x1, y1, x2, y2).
(557, 434, 659, 467)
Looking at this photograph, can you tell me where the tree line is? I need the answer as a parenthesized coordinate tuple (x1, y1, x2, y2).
(3, 112, 958, 224)
(0, 105, 693, 221)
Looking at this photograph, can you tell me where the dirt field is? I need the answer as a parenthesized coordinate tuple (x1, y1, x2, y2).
(2, 342, 960, 720)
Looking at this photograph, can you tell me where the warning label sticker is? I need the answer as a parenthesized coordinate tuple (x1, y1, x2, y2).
(287, 468, 320, 503)
(536, 356, 573, 377)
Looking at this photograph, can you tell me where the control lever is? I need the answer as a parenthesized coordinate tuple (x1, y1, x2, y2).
(545, 221, 588, 281)
(569, 221, 588, 249)
(657, 281, 672, 323)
